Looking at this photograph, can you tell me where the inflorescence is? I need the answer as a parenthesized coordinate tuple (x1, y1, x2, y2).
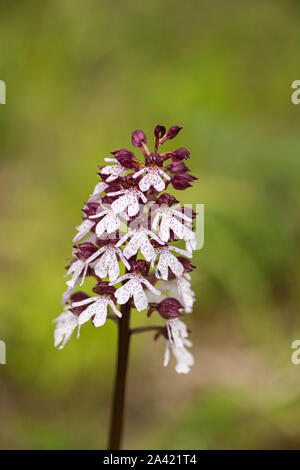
(54, 125, 198, 374)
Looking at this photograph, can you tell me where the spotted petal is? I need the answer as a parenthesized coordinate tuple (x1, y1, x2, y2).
(114, 282, 132, 305)
(53, 310, 78, 350)
(73, 219, 94, 243)
(132, 283, 148, 311)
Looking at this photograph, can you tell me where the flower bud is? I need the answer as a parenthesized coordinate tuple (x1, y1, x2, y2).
(171, 148, 190, 161)
(69, 292, 90, 315)
(159, 298, 184, 319)
(156, 193, 179, 206)
(105, 181, 122, 192)
(101, 196, 116, 205)
(148, 298, 184, 319)
(130, 259, 149, 275)
(154, 125, 166, 150)
(154, 125, 166, 139)
(111, 148, 140, 171)
(171, 173, 197, 190)
(177, 256, 196, 273)
(169, 161, 190, 174)
(123, 174, 139, 189)
(73, 242, 98, 261)
(166, 126, 183, 140)
(111, 148, 134, 159)
(93, 281, 116, 296)
(160, 126, 183, 145)
(132, 129, 147, 147)
(82, 202, 99, 218)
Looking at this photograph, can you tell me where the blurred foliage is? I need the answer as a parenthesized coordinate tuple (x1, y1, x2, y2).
(0, 0, 300, 449)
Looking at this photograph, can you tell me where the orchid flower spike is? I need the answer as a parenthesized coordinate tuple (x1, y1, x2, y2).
(54, 124, 198, 375)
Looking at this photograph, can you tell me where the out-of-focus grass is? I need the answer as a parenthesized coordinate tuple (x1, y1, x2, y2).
(144, 389, 300, 450)
(1, 0, 300, 449)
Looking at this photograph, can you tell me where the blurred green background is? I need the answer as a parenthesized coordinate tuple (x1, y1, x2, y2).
(1, 0, 300, 449)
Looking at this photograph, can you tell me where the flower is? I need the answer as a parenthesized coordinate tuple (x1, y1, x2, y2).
(164, 318, 194, 374)
(164, 336, 194, 374)
(72, 294, 121, 328)
(62, 260, 87, 304)
(64, 259, 86, 289)
(151, 244, 192, 280)
(85, 242, 130, 281)
(89, 207, 124, 238)
(116, 227, 163, 262)
(88, 181, 108, 202)
(73, 219, 95, 243)
(133, 166, 170, 192)
(53, 309, 78, 350)
(156, 277, 195, 314)
(177, 274, 195, 313)
(62, 242, 99, 304)
(110, 272, 161, 312)
(99, 157, 126, 182)
(152, 205, 196, 250)
(107, 188, 147, 217)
